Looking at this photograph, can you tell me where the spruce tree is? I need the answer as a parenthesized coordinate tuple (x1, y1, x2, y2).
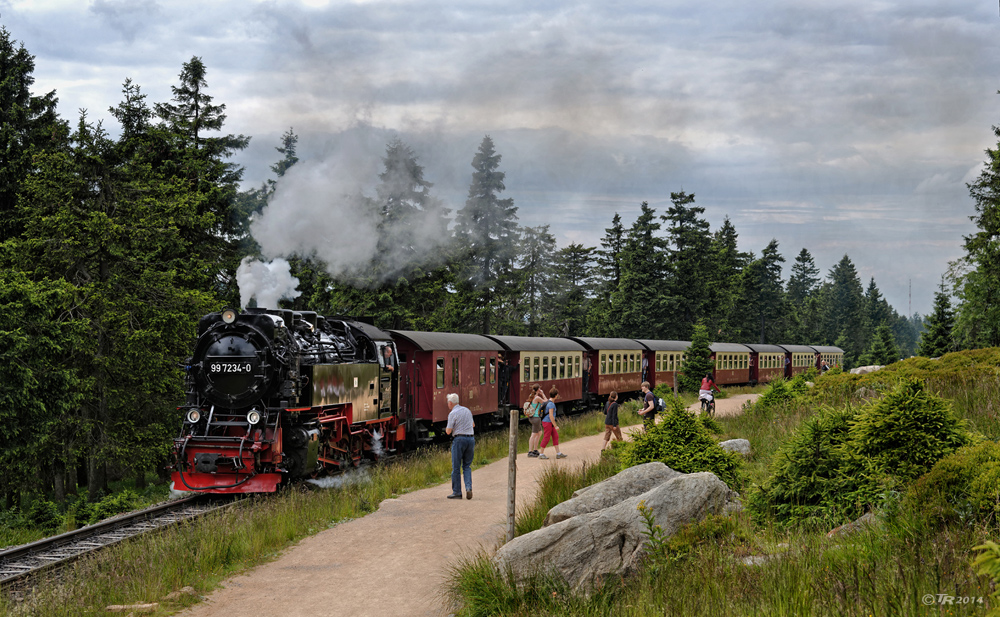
(453, 135, 519, 333)
(662, 191, 712, 337)
(824, 255, 866, 360)
(787, 248, 820, 306)
(551, 243, 597, 336)
(609, 202, 669, 338)
(953, 111, 1000, 348)
(919, 282, 956, 357)
(681, 322, 714, 392)
(0, 27, 68, 241)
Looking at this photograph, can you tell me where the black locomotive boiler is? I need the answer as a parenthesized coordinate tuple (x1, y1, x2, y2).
(171, 308, 403, 494)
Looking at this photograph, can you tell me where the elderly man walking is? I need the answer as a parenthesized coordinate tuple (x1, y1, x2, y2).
(445, 393, 475, 500)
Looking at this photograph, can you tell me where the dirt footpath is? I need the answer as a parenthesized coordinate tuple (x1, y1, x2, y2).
(180, 394, 756, 617)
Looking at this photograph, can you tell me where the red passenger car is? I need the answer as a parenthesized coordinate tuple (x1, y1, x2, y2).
(746, 344, 786, 384)
(779, 344, 815, 378)
(635, 340, 690, 393)
(388, 331, 502, 441)
(483, 335, 586, 410)
(711, 343, 752, 386)
(569, 337, 646, 400)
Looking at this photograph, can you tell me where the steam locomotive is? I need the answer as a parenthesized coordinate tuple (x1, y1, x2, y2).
(171, 307, 843, 494)
(171, 308, 402, 494)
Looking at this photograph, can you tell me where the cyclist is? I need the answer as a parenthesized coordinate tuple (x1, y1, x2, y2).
(699, 373, 720, 414)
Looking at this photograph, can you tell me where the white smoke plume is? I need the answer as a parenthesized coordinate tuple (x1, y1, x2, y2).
(370, 429, 384, 459)
(236, 257, 302, 309)
(249, 129, 452, 285)
(305, 468, 371, 490)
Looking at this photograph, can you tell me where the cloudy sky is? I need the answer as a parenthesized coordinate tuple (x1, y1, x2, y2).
(3, 0, 999, 315)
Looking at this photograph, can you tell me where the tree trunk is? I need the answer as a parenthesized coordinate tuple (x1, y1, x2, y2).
(134, 466, 147, 490)
(53, 458, 66, 504)
(88, 454, 107, 501)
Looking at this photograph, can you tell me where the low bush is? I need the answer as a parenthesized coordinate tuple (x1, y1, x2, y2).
(749, 379, 972, 528)
(25, 498, 61, 532)
(87, 489, 143, 524)
(618, 397, 745, 490)
(905, 440, 1000, 526)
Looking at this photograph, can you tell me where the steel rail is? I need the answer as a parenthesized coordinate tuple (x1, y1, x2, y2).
(0, 495, 231, 590)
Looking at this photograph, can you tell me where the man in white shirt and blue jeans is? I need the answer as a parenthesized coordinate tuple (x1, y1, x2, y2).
(445, 393, 475, 500)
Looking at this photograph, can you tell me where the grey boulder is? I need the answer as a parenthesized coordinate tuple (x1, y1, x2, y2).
(494, 471, 739, 590)
(543, 462, 681, 526)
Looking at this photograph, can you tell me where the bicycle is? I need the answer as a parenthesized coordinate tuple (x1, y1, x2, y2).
(700, 394, 716, 416)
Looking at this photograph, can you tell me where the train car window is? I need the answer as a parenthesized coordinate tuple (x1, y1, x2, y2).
(480, 357, 486, 385)
(575, 355, 580, 377)
(452, 358, 460, 386)
(523, 355, 531, 382)
(600, 354, 606, 374)
(615, 354, 622, 373)
(533, 356, 540, 381)
(559, 356, 565, 379)
(490, 357, 496, 384)
(542, 356, 549, 380)
(436, 357, 445, 388)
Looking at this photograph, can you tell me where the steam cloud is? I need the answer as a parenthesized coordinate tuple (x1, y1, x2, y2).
(248, 130, 452, 286)
(236, 257, 302, 309)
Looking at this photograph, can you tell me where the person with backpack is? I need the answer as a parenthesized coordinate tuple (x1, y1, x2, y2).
(524, 383, 547, 458)
(602, 391, 623, 450)
(537, 387, 567, 460)
(639, 381, 657, 430)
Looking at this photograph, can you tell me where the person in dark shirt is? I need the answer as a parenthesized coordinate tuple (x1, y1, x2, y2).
(602, 391, 623, 450)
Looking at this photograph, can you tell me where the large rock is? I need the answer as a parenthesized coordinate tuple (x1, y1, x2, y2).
(494, 472, 739, 590)
(850, 365, 884, 375)
(543, 462, 681, 526)
(718, 439, 752, 458)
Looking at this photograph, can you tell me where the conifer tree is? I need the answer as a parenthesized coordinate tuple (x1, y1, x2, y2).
(587, 213, 625, 336)
(919, 282, 957, 357)
(0, 27, 68, 241)
(680, 322, 714, 392)
(551, 243, 597, 336)
(824, 255, 866, 361)
(453, 135, 519, 333)
(609, 202, 669, 338)
(787, 248, 820, 306)
(662, 191, 712, 337)
(953, 111, 1000, 348)
(519, 225, 557, 336)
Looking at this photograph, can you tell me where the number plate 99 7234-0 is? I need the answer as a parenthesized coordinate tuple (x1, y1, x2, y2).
(209, 362, 254, 374)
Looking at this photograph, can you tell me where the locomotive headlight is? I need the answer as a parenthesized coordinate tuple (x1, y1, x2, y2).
(221, 308, 238, 324)
(247, 410, 262, 425)
(186, 409, 201, 423)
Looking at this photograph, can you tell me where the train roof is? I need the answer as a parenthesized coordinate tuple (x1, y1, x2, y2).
(483, 335, 586, 352)
(810, 345, 845, 354)
(743, 344, 786, 354)
(567, 337, 646, 351)
(711, 343, 753, 353)
(345, 320, 394, 342)
(388, 330, 501, 351)
(634, 339, 691, 351)
(777, 344, 815, 353)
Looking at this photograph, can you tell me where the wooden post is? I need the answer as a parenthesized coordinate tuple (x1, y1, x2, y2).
(507, 405, 517, 542)
(673, 371, 678, 397)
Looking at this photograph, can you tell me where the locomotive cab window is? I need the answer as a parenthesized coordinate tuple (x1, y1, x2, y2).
(436, 358, 445, 388)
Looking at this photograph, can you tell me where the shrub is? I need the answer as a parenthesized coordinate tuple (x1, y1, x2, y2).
(26, 499, 61, 531)
(747, 406, 862, 527)
(88, 490, 143, 524)
(749, 379, 973, 528)
(618, 397, 745, 490)
(904, 440, 1000, 526)
(847, 379, 970, 481)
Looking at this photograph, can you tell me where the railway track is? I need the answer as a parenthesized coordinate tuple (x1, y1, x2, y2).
(0, 495, 232, 591)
